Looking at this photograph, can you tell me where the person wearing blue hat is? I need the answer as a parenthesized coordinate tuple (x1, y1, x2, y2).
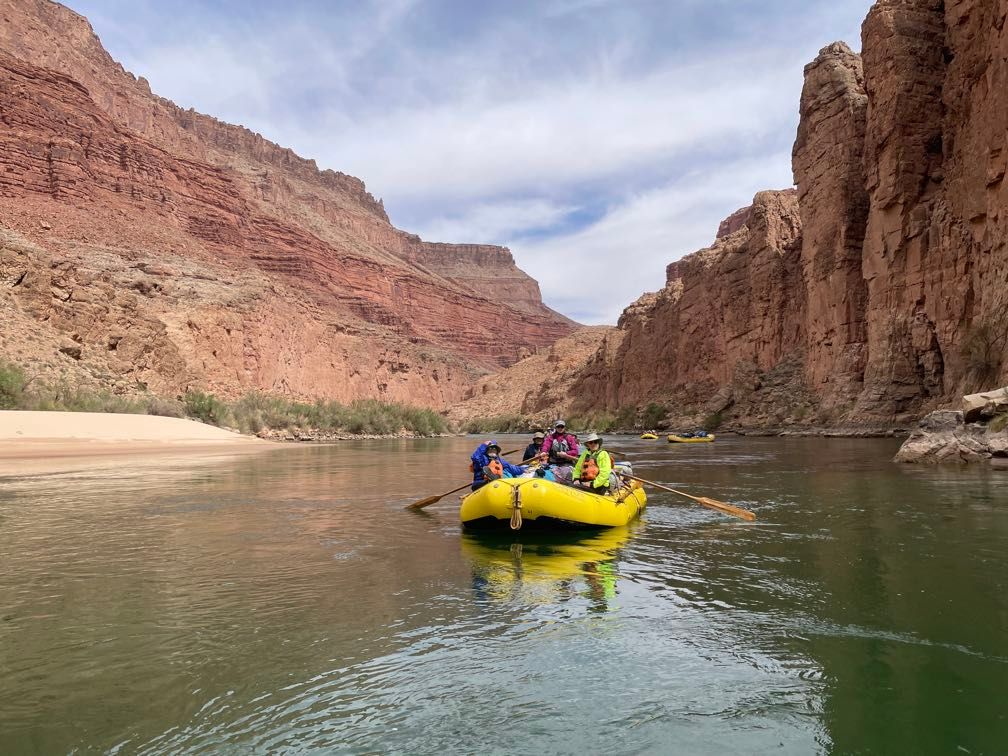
(469, 439, 528, 491)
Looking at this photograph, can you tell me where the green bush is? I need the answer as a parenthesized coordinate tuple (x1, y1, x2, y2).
(0, 360, 27, 409)
(0, 356, 448, 437)
(223, 393, 449, 436)
(146, 397, 185, 418)
(461, 415, 527, 434)
(991, 413, 1008, 434)
(642, 402, 666, 428)
(569, 412, 617, 433)
(183, 390, 229, 425)
(615, 405, 637, 429)
(703, 410, 724, 431)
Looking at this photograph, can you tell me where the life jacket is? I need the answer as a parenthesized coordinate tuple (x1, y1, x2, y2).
(581, 452, 600, 481)
(547, 434, 572, 464)
(486, 458, 503, 479)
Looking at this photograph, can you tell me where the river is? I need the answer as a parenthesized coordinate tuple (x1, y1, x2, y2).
(1, 435, 1006, 754)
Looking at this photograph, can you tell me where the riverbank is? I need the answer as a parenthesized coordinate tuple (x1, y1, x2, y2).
(0, 410, 271, 475)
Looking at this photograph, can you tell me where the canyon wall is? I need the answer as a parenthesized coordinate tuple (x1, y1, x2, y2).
(571, 0, 1008, 428)
(0, 2, 574, 407)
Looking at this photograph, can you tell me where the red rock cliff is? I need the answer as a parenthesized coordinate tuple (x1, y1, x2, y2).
(0, 1, 574, 407)
(571, 0, 1008, 427)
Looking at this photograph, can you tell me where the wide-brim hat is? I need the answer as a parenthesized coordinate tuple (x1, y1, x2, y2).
(533, 432, 545, 439)
(583, 432, 602, 443)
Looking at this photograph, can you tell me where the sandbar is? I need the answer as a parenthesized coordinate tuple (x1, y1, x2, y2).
(0, 410, 272, 476)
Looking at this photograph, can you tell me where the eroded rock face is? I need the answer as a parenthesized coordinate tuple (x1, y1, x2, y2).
(569, 190, 809, 427)
(0, 4, 574, 407)
(793, 42, 870, 410)
(570, 0, 1008, 428)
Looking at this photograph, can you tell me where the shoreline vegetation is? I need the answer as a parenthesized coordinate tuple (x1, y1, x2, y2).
(2, 360, 912, 442)
(0, 360, 448, 440)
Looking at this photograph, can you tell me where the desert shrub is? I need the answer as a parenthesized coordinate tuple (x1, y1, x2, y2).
(146, 397, 185, 418)
(961, 305, 1008, 389)
(642, 402, 666, 428)
(184, 390, 229, 426)
(615, 405, 637, 430)
(225, 393, 449, 436)
(570, 412, 617, 433)
(991, 413, 1008, 434)
(0, 360, 27, 409)
(702, 410, 724, 431)
(461, 414, 526, 434)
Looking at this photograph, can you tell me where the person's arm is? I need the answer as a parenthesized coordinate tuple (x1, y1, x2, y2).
(560, 435, 579, 462)
(541, 436, 554, 457)
(591, 451, 613, 489)
(471, 445, 489, 477)
(503, 460, 526, 477)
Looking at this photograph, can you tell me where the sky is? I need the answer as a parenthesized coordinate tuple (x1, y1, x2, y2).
(68, 0, 874, 324)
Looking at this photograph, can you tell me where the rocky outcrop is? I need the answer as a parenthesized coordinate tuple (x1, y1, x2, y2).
(447, 326, 618, 427)
(962, 387, 1008, 423)
(894, 396, 1008, 465)
(568, 1, 1008, 429)
(0, 4, 574, 407)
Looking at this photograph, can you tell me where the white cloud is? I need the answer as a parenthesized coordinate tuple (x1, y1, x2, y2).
(411, 198, 578, 245)
(295, 50, 805, 207)
(514, 152, 796, 324)
(75, 0, 875, 324)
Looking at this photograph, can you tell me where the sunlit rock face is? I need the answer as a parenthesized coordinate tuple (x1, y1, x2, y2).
(568, 0, 1008, 429)
(0, 0, 574, 407)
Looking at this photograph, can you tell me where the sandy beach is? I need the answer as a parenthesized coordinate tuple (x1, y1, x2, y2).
(0, 411, 271, 475)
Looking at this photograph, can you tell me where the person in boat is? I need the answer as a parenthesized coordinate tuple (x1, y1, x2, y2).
(470, 440, 527, 491)
(571, 432, 616, 494)
(541, 419, 579, 482)
(522, 431, 545, 463)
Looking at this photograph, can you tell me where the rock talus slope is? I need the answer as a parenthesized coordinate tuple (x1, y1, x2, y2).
(569, 0, 1008, 428)
(0, 1, 573, 408)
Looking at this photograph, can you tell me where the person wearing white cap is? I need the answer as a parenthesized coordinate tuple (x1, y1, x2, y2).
(572, 432, 616, 494)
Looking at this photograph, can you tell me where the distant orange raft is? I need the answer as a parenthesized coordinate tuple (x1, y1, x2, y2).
(460, 477, 647, 531)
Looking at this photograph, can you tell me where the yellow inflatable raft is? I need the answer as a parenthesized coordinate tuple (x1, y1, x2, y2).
(460, 477, 647, 531)
(640, 433, 658, 439)
(667, 433, 715, 443)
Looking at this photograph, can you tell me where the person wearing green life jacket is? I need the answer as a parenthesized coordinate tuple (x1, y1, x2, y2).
(571, 432, 615, 494)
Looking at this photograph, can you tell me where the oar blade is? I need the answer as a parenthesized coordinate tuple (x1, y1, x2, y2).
(699, 496, 756, 521)
(406, 494, 442, 511)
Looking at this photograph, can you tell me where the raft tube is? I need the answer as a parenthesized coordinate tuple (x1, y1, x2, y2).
(460, 477, 647, 531)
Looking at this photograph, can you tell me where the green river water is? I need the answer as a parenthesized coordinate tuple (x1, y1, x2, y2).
(1, 435, 1006, 754)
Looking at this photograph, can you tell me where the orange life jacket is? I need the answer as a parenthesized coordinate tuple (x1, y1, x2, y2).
(581, 454, 600, 481)
(486, 459, 503, 478)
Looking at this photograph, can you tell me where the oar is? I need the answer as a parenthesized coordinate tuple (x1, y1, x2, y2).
(620, 472, 756, 521)
(406, 447, 525, 510)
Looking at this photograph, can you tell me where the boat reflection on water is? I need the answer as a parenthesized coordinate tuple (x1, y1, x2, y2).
(461, 525, 637, 612)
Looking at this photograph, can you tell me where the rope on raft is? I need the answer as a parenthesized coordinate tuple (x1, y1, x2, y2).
(510, 484, 523, 530)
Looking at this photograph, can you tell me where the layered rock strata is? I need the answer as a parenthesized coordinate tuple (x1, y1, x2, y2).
(569, 1, 1008, 428)
(0, 3, 574, 407)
